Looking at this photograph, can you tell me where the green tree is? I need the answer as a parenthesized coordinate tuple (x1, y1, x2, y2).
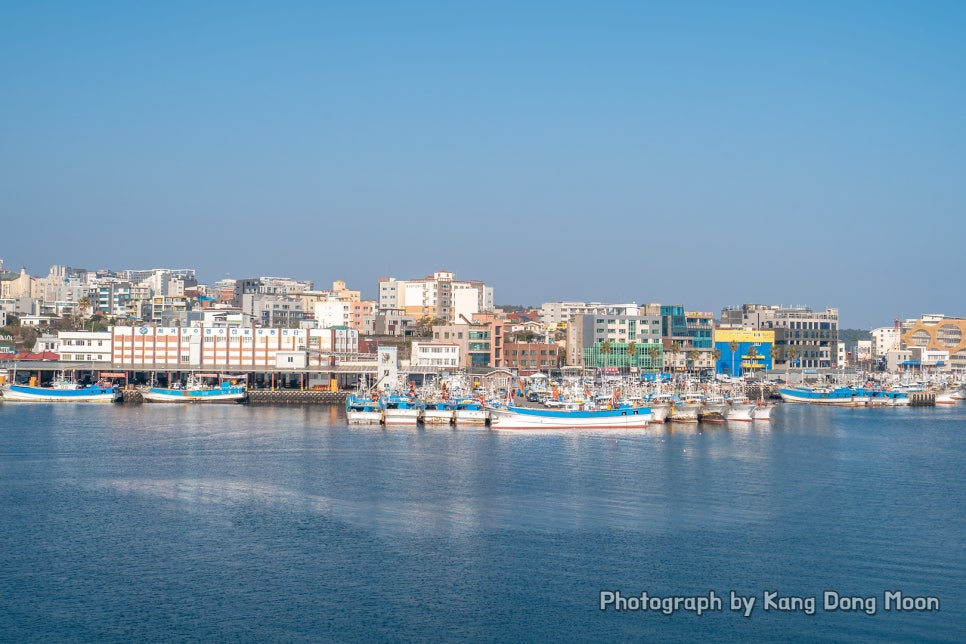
(648, 345, 662, 372)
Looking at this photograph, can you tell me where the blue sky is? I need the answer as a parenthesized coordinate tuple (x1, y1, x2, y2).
(2, 1, 963, 328)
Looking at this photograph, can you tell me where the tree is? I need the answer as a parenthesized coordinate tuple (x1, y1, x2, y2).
(669, 342, 681, 374)
(729, 340, 739, 376)
(599, 340, 612, 369)
(648, 345, 662, 372)
(786, 346, 800, 384)
(626, 341, 638, 373)
(687, 349, 700, 375)
(711, 348, 722, 375)
(747, 345, 759, 375)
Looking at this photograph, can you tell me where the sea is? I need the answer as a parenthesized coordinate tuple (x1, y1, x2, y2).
(1, 401, 963, 642)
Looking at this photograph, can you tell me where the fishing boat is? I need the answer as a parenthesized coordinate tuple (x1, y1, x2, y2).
(669, 393, 703, 422)
(751, 402, 775, 420)
(725, 395, 756, 422)
(345, 393, 383, 424)
(453, 397, 489, 425)
(698, 392, 728, 422)
(1, 377, 121, 403)
(778, 386, 869, 406)
(488, 402, 651, 430)
(644, 393, 674, 423)
(380, 395, 424, 425)
(421, 400, 455, 425)
(141, 374, 247, 403)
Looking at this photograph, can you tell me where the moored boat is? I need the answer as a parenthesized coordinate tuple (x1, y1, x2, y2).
(453, 398, 489, 425)
(751, 402, 775, 420)
(1, 379, 121, 403)
(421, 400, 455, 425)
(488, 402, 651, 430)
(381, 395, 423, 425)
(141, 375, 247, 403)
(345, 393, 384, 424)
(778, 386, 868, 406)
(726, 396, 756, 422)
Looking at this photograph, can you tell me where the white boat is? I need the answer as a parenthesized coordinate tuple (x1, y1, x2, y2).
(644, 393, 674, 423)
(488, 402, 651, 430)
(453, 398, 488, 425)
(699, 393, 728, 422)
(751, 403, 775, 420)
(380, 395, 423, 425)
(421, 401, 455, 425)
(726, 396, 756, 422)
(934, 390, 958, 405)
(1, 379, 121, 403)
(141, 375, 247, 403)
(670, 394, 703, 423)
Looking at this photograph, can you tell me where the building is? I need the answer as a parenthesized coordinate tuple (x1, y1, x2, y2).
(871, 325, 901, 358)
(110, 325, 356, 369)
(539, 301, 607, 328)
(713, 329, 775, 377)
(55, 331, 113, 363)
(431, 313, 504, 369)
(503, 342, 559, 375)
(900, 314, 966, 372)
(721, 304, 839, 369)
(411, 342, 460, 370)
(568, 311, 664, 373)
(378, 271, 493, 323)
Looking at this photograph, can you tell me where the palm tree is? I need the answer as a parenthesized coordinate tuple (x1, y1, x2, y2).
(687, 349, 700, 375)
(729, 340, 739, 376)
(599, 340, 611, 371)
(648, 345, 662, 373)
(669, 341, 681, 375)
(75, 296, 92, 331)
(711, 348, 722, 376)
(786, 346, 800, 384)
(626, 341, 638, 374)
(747, 345, 759, 375)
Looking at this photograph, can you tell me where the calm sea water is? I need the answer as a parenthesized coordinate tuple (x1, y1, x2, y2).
(1, 401, 963, 642)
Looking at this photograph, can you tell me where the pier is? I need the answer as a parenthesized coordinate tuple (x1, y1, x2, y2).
(121, 389, 347, 404)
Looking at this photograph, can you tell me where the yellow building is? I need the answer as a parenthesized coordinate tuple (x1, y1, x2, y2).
(713, 329, 776, 375)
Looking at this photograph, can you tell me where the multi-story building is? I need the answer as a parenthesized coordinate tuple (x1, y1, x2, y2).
(378, 271, 492, 323)
(568, 311, 664, 373)
(539, 302, 607, 329)
(410, 342, 460, 370)
(900, 314, 966, 372)
(242, 293, 306, 328)
(371, 308, 418, 337)
(314, 301, 351, 328)
(503, 342, 559, 375)
(720, 304, 839, 369)
(431, 313, 503, 369)
(713, 329, 775, 377)
(93, 280, 133, 318)
(54, 331, 113, 363)
(111, 325, 356, 369)
(871, 325, 901, 358)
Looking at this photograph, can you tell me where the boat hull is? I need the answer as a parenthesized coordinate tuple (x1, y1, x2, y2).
(422, 409, 455, 425)
(751, 404, 774, 420)
(382, 409, 422, 425)
(779, 388, 867, 406)
(2, 384, 120, 403)
(346, 410, 384, 424)
(141, 387, 247, 403)
(726, 402, 756, 422)
(488, 406, 650, 430)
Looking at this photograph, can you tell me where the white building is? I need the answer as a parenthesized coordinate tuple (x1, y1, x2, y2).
(378, 271, 492, 322)
(411, 342, 460, 369)
(871, 326, 901, 357)
(57, 331, 113, 363)
(314, 301, 351, 328)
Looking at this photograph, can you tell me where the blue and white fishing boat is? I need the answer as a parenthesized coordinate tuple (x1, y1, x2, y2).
(778, 386, 869, 406)
(141, 375, 247, 403)
(380, 394, 424, 425)
(345, 393, 384, 424)
(453, 397, 489, 426)
(488, 402, 651, 430)
(1, 377, 121, 403)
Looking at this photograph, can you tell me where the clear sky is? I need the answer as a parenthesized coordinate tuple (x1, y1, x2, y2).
(2, 1, 963, 328)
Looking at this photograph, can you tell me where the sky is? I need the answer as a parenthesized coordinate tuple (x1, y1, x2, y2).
(2, 1, 964, 329)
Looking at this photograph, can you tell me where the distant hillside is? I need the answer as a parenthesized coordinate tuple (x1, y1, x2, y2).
(839, 328, 871, 343)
